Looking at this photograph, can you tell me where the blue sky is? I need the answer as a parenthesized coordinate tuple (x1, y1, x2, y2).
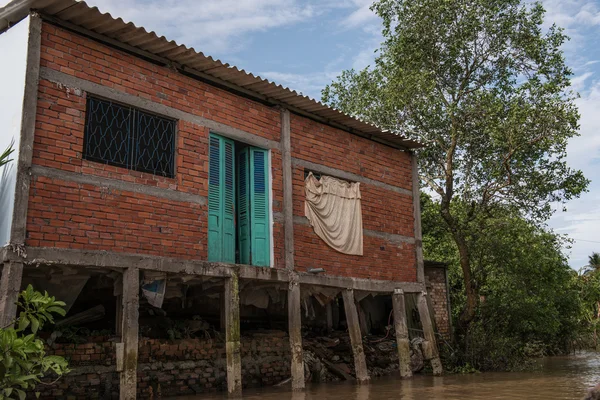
(7, 0, 600, 268)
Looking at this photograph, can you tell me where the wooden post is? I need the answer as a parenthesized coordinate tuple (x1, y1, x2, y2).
(416, 291, 442, 376)
(0, 262, 23, 328)
(224, 274, 242, 397)
(342, 289, 370, 384)
(288, 282, 305, 390)
(119, 267, 139, 400)
(392, 289, 412, 378)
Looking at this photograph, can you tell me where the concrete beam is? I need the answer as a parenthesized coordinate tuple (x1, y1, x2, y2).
(10, 13, 42, 244)
(0, 261, 23, 328)
(288, 281, 305, 390)
(292, 215, 415, 245)
(411, 153, 425, 283)
(342, 289, 370, 384)
(224, 273, 242, 397)
(291, 158, 413, 197)
(281, 109, 295, 271)
(119, 267, 139, 399)
(31, 165, 207, 205)
(17, 247, 426, 294)
(416, 291, 442, 376)
(392, 289, 412, 378)
(39, 67, 281, 151)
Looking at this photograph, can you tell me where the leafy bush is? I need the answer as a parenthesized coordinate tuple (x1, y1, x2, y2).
(0, 285, 70, 399)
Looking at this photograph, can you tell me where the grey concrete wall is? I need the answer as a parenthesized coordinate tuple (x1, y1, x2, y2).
(0, 16, 29, 246)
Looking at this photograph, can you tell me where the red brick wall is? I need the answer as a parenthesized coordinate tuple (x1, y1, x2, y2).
(425, 266, 451, 339)
(290, 115, 416, 281)
(28, 22, 416, 281)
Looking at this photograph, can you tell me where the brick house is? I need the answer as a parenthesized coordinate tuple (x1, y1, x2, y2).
(0, 0, 445, 398)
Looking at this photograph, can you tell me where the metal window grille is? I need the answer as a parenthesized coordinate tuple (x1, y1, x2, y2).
(84, 97, 176, 177)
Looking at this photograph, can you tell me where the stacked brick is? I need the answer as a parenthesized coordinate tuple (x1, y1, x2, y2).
(36, 333, 291, 399)
(425, 266, 451, 339)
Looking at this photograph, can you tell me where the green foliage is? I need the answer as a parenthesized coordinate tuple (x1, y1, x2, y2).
(0, 285, 70, 399)
(323, 0, 588, 328)
(0, 142, 14, 168)
(422, 194, 584, 370)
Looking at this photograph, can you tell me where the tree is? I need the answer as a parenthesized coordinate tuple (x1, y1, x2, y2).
(422, 194, 583, 369)
(0, 285, 69, 400)
(322, 0, 588, 329)
(589, 253, 600, 271)
(0, 142, 14, 168)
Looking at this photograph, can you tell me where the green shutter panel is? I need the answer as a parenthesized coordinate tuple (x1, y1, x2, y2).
(237, 148, 250, 264)
(208, 134, 222, 262)
(222, 139, 236, 263)
(208, 134, 235, 263)
(249, 148, 270, 267)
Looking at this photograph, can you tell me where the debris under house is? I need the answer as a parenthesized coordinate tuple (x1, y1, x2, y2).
(0, 0, 448, 398)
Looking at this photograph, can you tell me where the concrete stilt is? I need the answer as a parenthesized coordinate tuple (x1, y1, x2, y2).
(392, 289, 412, 378)
(326, 302, 333, 333)
(224, 274, 242, 397)
(0, 261, 23, 328)
(342, 289, 370, 384)
(119, 267, 139, 400)
(288, 282, 305, 391)
(416, 291, 443, 376)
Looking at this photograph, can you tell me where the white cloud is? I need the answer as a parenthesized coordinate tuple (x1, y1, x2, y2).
(86, 0, 316, 55)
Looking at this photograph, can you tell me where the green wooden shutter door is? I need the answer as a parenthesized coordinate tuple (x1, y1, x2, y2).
(249, 148, 270, 267)
(238, 148, 250, 264)
(208, 133, 235, 263)
(222, 139, 235, 263)
(208, 134, 222, 262)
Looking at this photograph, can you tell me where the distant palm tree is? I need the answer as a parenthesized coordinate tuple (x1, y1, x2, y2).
(0, 143, 14, 168)
(589, 253, 600, 270)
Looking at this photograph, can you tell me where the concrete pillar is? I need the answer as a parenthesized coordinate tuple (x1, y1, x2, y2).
(416, 291, 442, 376)
(411, 153, 425, 284)
(356, 301, 369, 336)
(288, 282, 305, 391)
(224, 274, 242, 397)
(392, 289, 412, 378)
(281, 109, 295, 271)
(119, 267, 139, 399)
(326, 302, 333, 333)
(342, 289, 370, 384)
(0, 261, 23, 328)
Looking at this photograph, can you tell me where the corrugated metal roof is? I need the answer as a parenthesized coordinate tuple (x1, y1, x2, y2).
(0, 0, 423, 149)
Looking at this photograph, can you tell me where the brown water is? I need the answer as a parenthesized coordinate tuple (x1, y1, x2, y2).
(177, 352, 600, 399)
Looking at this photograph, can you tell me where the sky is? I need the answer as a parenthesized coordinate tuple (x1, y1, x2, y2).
(2, 0, 599, 268)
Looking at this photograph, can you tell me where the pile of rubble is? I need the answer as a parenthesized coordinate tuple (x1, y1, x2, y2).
(301, 331, 426, 383)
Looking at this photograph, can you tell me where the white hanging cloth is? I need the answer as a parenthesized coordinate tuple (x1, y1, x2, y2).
(304, 172, 363, 255)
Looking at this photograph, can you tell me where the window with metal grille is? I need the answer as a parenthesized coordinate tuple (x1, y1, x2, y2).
(83, 97, 176, 177)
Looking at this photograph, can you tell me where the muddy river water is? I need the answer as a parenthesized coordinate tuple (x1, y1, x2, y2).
(176, 352, 600, 399)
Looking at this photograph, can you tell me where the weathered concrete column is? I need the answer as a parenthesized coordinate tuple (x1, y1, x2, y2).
(0, 262, 23, 328)
(281, 109, 295, 270)
(119, 267, 139, 399)
(392, 289, 412, 378)
(288, 282, 305, 390)
(416, 291, 443, 376)
(342, 289, 370, 384)
(411, 153, 425, 284)
(224, 273, 242, 397)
